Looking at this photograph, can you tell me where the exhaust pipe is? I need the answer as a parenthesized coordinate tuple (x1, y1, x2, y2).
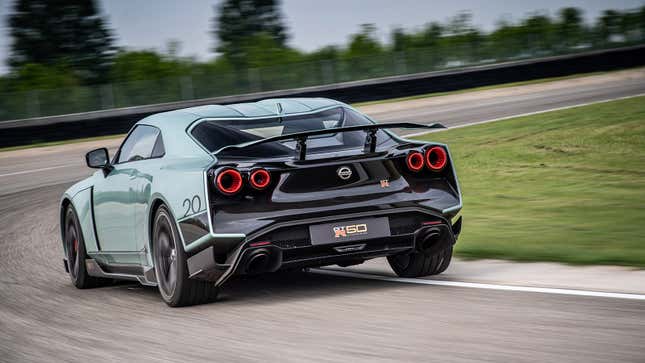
(245, 249, 271, 274)
(415, 224, 456, 255)
(241, 246, 282, 275)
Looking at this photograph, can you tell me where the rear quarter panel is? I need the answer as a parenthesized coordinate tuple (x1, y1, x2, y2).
(134, 154, 213, 264)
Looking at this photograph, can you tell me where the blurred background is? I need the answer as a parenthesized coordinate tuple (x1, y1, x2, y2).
(0, 0, 644, 121)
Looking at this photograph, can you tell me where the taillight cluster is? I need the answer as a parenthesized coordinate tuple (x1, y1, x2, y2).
(405, 146, 448, 173)
(214, 167, 272, 196)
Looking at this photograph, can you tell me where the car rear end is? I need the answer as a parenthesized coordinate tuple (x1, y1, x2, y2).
(184, 105, 462, 286)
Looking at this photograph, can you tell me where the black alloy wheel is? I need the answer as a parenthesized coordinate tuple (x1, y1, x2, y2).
(152, 205, 219, 307)
(153, 208, 178, 299)
(64, 206, 110, 288)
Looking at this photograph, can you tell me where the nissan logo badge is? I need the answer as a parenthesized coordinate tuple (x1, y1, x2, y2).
(337, 166, 352, 180)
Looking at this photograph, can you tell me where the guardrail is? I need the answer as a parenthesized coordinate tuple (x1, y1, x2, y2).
(1, 45, 644, 148)
(5, 42, 643, 123)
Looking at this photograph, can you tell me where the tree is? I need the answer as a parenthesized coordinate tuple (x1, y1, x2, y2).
(345, 24, 383, 58)
(488, 20, 524, 59)
(446, 12, 475, 36)
(391, 22, 443, 51)
(110, 51, 191, 83)
(8, 0, 115, 84)
(8, 63, 79, 92)
(640, 6, 645, 40)
(238, 33, 302, 69)
(341, 24, 385, 78)
(305, 46, 341, 63)
(597, 10, 623, 44)
(557, 7, 584, 48)
(213, 0, 288, 69)
(441, 12, 483, 62)
(618, 7, 645, 42)
(522, 13, 555, 53)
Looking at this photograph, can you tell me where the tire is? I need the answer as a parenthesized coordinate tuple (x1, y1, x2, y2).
(64, 205, 111, 288)
(387, 246, 453, 278)
(152, 205, 219, 307)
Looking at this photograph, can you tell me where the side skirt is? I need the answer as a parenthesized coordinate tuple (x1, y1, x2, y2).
(85, 259, 157, 286)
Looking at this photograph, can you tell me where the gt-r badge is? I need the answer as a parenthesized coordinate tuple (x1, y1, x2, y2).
(380, 179, 390, 188)
(337, 166, 352, 180)
(333, 224, 368, 238)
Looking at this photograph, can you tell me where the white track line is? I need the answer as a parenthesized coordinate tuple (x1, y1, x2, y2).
(402, 92, 645, 138)
(312, 268, 645, 301)
(0, 164, 78, 178)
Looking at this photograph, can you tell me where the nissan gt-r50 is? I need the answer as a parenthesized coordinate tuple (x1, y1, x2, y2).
(60, 98, 462, 306)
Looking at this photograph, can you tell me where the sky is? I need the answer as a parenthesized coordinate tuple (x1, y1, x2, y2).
(0, 0, 644, 74)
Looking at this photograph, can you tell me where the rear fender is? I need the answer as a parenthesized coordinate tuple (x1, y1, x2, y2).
(142, 156, 215, 265)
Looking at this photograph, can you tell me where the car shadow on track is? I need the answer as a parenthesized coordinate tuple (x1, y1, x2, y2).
(109, 268, 405, 307)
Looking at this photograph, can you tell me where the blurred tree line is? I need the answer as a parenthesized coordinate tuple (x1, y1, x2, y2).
(1, 0, 644, 119)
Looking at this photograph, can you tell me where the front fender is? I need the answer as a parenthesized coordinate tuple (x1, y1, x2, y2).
(60, 172, 102, 254)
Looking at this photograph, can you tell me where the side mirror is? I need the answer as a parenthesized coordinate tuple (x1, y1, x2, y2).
(86, 148, 110, 169)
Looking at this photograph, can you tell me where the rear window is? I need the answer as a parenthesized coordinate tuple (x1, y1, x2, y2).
(190, 107, 390, 158)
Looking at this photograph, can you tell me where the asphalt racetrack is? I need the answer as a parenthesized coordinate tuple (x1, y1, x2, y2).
(1, 69, 645, 362)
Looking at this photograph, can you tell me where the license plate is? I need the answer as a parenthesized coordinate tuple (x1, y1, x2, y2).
(309, 217, 390, 245)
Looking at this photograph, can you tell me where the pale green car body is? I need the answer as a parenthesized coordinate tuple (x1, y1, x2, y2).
(60, 98, 359, 281)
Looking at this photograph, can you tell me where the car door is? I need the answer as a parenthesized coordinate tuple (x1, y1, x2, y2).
(131, 130, 165, 253)
(93, 125, 161, 252)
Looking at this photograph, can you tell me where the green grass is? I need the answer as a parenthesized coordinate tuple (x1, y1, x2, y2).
(417, 96, 645, 267)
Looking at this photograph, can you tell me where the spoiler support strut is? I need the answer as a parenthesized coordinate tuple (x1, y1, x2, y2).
(364, 128, 378, 154)
(295, 136, 308, 161)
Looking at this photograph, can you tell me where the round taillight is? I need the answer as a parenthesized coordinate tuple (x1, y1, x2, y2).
(425, 146, 447, 171)
(249, 168, 271, 190)
(406, 151, 424, 172)
(216, 168, 243, 195)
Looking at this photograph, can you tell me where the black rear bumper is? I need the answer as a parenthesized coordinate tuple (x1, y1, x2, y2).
(186, 210, 462, 287)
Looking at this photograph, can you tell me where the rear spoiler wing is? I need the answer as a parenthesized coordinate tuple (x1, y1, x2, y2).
(214, 122, 445, 161)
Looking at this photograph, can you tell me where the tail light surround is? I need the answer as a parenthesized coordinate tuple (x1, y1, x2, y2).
(215, 168, 243, 195)
(249, 168, 271, 190)
(405, 151, 425, 172)
(425, 146, 447, 171)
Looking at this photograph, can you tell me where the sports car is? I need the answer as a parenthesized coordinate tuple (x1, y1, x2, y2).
(60, 98, 462, 306)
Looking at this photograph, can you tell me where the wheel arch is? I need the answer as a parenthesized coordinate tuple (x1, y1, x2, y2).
(148, 197, 165, 262)
(60, 196, 73, 254)
(147, 194, 185, 265)
(60, 192, 97, 256)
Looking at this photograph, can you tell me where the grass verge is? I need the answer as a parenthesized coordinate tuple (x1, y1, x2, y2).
(418, 96, 645, 267)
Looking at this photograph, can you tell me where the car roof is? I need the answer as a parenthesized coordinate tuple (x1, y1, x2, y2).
(139, 98, 345, 130)
(135, 98, 347, 157)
